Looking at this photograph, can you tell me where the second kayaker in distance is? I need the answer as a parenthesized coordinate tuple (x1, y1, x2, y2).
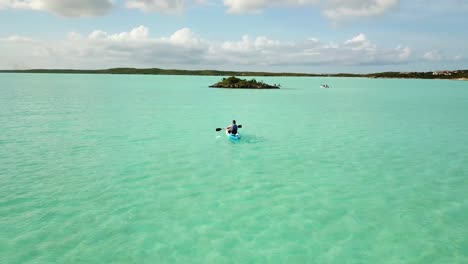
(226, 120, 238, 134)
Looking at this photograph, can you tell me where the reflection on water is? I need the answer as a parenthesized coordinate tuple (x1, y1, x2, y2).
(1, 74, 468, 263)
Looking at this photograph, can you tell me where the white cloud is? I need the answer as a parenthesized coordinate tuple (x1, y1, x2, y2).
(223, 0, 398, 21)
(67, 32, 83, 41)
(210, 32, 410, 67)
(221, 35, 252, 52)
(344, 33, 366, 44)
(344, 33, 375, 52)
(125, 0, 185, 13)
(223, 0, 318, 14)
(0, 35, 33, 43)
(0, 0, 40, 9)
(254, 36, 281, 50)
(0, 0, 399, 22)
(423, 50, 442, 61)
(396, 46, 411, 60)
(86, 26, 202, 47)
(0, 0, 113, 17)
(167, 28, 202, 47)
(0, 26, 415, 70)
(89, 26, 150, 41)
(83, 26, 207, 67)
(323, 0, 399, 21)
(89, 30, 109, 40)
(407, 0, 468, 13)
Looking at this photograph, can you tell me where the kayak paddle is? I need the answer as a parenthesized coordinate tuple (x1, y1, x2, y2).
(216, 125, 242, 131)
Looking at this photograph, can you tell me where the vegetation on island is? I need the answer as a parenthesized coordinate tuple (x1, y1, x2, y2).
(366, 70, 468, 80)
(209, 76, 280, 89)
(0, 68, 467, 80)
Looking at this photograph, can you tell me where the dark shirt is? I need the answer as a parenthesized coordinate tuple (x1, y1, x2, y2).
(231, 124, 238, 134)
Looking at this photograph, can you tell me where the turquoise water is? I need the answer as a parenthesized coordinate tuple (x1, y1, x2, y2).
(1, 73, 468, 263)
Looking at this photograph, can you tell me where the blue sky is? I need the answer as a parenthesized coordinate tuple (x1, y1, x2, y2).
(0, 0, 467, 73)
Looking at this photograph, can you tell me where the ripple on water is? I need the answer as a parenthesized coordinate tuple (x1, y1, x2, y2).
(1, 75, 468, 263)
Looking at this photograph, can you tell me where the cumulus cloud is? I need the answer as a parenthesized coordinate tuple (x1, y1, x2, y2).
(166, 28, 203, 47)
(407, 0, 468, 13)
(0, 0, 400, 22)
(83, 26, 206, 67)
(344, 33, 375, 51)
(254, 36, 281, 50)
(125, 0, 185, 13)
(423, 50, 442, 61)
(223, 0, 398, 21)
(221, 35, 252, 52)
(67, 32, 83, 41)
(0, 26, 414, 70)
(396, 46, 411, 60)
(0, 0, 114, 17)
(89, 25, 150, 40)
(0, 0, 38, 9)
(323, 0, 399, 21)
(209, 32, 411, 67)
(0, 35, 34, 43)
(223, 0, 318, 14)
(345, 33, 366, 44)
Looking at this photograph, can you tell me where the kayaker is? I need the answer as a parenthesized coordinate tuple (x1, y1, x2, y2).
(226, 120, 238, 134)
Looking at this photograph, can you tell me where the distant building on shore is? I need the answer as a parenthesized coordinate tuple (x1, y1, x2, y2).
(433, 71, 452, 76)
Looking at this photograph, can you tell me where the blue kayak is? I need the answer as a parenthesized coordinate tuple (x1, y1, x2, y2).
(226, 130, 241, 140)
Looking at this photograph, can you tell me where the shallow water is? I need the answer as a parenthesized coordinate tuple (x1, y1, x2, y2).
(1, 73, 468, 263)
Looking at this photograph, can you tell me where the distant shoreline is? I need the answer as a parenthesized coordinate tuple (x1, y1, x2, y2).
(0, 68, 467, 80)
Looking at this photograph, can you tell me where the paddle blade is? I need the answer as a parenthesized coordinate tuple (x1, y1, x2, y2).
(238, 125, 242, 128)
(216, 128, 222, 131)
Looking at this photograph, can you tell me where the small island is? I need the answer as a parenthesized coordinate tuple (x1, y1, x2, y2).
(209, 76, 280, 89)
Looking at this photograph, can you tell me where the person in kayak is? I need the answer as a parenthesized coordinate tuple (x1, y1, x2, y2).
(226, 120, 238, 134)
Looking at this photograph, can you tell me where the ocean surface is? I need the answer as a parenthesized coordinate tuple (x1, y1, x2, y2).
(1, 73, 467, 263)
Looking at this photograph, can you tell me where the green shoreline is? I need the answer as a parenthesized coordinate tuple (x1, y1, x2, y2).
(0, 68, 467, 80)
